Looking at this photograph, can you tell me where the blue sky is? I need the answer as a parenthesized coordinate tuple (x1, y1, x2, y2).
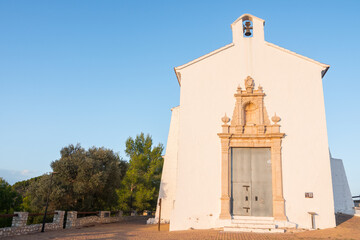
(0, 1, 359, 195)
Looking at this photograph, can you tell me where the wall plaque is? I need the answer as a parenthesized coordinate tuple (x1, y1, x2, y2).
(305, 192, 313, 198)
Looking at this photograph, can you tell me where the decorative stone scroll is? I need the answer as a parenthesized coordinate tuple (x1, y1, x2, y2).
(218, 76, 286, 221)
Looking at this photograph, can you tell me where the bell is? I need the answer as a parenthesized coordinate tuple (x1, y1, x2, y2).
(243, 21, 253, 36)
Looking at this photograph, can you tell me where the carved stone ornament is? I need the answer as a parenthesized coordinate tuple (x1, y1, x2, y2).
(221, 113, 230, 125)
(245, 76, 255, 93)
(271, 113, 281, 125)
(218, 76, 286, 221)
(236, 85, 242, 94)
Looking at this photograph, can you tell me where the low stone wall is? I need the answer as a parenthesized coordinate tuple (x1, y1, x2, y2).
(65, 211, 122, 228)
(0, 211, 64, 238)
(0, 211, 124, 238)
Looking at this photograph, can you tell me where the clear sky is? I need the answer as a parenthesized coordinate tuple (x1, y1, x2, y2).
(0, 1, 359, 194)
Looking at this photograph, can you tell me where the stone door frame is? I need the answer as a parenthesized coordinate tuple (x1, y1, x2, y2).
(218, 76, 286, 221)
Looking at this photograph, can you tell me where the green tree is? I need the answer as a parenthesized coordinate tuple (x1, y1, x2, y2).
(25, 144, 128, 212)
(0, 178, 22, 227)
(0, 178, 22, 213)
(118, 133, 164, 213)
(12, 176, 42, 198)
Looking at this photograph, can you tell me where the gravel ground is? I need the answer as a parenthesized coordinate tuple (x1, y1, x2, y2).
(4, 215, 360, 240)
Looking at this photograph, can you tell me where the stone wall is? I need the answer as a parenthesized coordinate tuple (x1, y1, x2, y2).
(66, 211, 122, 228)
(0, 211, 123, 238)
(0, 210, 64, 238)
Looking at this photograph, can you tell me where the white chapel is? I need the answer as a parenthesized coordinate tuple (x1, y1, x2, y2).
(154, 14, 354, 232)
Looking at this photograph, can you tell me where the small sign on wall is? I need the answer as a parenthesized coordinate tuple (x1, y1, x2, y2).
(305, 192, 313, 198)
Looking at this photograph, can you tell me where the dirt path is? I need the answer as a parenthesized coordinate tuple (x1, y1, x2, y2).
(4, 215, 360, 240)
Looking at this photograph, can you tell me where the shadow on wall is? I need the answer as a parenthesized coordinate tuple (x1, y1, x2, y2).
(158, 182, 168, 200)
(335, 213, 353, 226)
(156, 181, 167, 220)
(330, 156, 355, 215)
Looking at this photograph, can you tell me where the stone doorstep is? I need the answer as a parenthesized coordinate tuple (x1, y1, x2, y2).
(223, 226, 285, 233)
(223, 216, 287, 233)
(232, 216, 274, 221)
(229, 223, 276, 229)
(231, 219, 275, 225)
(231, 216, 276, 225)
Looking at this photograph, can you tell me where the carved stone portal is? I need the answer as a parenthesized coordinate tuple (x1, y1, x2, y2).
(218, 76, 286, 220)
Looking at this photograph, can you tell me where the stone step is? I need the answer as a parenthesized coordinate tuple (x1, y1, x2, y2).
(231, 219, 275, 225)
(232, 216, 274, 221)
(230, 223, 276, 229)
(224, 226, 285, 233)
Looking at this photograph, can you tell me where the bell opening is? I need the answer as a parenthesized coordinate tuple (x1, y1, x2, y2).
(243, 20, 253, 37)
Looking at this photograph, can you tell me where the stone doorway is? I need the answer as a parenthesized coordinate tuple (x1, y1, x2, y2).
(218, 76, 286, 221)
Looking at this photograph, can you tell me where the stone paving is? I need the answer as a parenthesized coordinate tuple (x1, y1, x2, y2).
(3, 215, 360, 240)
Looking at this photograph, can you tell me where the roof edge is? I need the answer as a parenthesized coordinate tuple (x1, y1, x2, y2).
(231, 13, 265, 27)
(321, 66, 330, 78)
(174, 68, 181, 86)
(174, 40, 330, 86)
(174, 43, 235, 86)
(265, 41, 330, 77)
(174, 43, 234, 86)
(171, 105, 180, 111)
(175, 43, 234, 71)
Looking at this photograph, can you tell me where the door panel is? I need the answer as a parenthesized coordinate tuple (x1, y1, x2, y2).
(231, 148, 273, 217)
(232, 148, 251, 216)
(251, 148, 273, 216)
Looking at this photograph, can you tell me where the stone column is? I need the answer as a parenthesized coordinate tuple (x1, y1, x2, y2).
(219, 137, 231, 219)
(117, 210, 123, 218)
(238, 101, 243, 126)
(99, 211, 110, 223)
(99, 211, 110, 218)
(259, 97, 264, 125)
(11, 212, 28, 227)
(271, 139, 286, 220)
(65, 211, 77, 228)
(53, 211, 65, 229)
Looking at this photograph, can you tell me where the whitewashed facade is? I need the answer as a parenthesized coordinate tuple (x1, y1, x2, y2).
(156, 14, 353, 231)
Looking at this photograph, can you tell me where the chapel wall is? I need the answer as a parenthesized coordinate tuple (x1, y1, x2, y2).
(155, 106, 180, 223)
(170, 15, 336, 231)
